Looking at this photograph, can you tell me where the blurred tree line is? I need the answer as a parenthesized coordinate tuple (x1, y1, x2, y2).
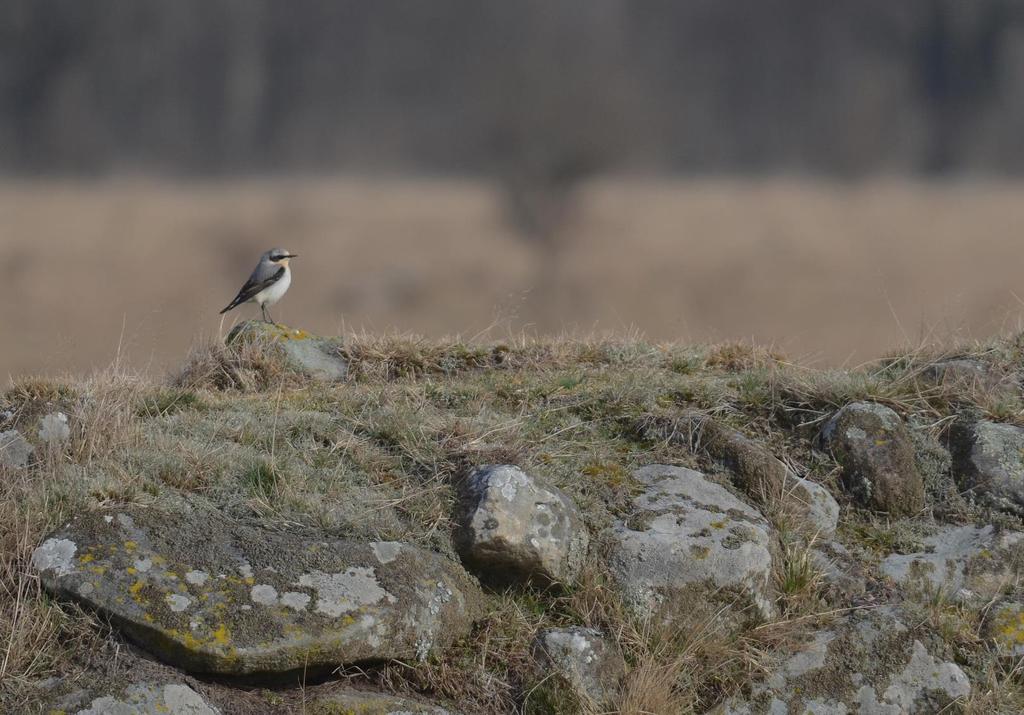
(3, 0, 1024, 179)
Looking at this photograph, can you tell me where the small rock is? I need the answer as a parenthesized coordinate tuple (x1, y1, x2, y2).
(810, 541, 867, 601)
(950, 419, 1024, 515)
(455, 465, 589, 587)
(308, 688, 461, 714)
(38, 411, 71, 445)
(57, 682, 219, 715)
(820, 402, 925, 516)
(534, 627, 625, 706)
(606, 465, 775, 622)
(227, 320, 348, 382)
(922, 358, 1016, 393)
(0, 429, 33, 468)
(32, 505, 482, 676)
(712, 607, 970, 714)
(784, 475, 840, 539)
(985, 601, 1024, 657)
(880, 525, 1024, 603)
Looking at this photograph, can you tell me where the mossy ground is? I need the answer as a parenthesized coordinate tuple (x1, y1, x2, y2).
(3, 332, 1024, 713)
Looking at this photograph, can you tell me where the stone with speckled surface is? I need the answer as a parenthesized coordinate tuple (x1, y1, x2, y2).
(455, 465, 589, 587)
(950, 419, 1024, 516)
(606, 464, 776, 623)
(819, 402, 924, 516)
(32, 505, 482, 676)
(711, 607, 971, 715)
(227, 320, 348, 382)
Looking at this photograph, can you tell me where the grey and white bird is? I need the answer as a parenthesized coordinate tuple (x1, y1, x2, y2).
(220, 248, 298, 324)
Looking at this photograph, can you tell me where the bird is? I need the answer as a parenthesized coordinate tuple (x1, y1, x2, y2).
(220, 248, 298, 324)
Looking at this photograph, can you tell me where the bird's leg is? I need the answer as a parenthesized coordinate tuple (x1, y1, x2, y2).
(261, 304, 272, 323)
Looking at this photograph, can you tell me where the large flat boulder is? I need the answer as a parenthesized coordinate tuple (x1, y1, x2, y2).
(455, 465, 589, 587)
(820, 402, 925, 516)
(606, 465, 775, 622)
(32, 505, 482, 676)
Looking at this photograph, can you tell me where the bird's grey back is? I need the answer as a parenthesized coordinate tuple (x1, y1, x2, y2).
(250, 252, 281, 282)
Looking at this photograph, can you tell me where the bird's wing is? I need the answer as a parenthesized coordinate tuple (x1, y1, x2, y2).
(220, 265, 285, 313)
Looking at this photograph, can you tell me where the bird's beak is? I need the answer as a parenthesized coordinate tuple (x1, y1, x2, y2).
(285, 254, 298, 259)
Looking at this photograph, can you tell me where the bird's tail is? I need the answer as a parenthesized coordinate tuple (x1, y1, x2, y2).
(219, 298, 242, 315)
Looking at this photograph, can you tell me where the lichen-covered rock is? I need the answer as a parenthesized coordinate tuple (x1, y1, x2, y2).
(0, 429, 33, 468)
(922, 357, 1017, 394)
(51, 681, 219, 715)
(984, 601, 1024, 657)
(39, 411, 71, 445)
(227, 320, 348, 382)
(606, 465, 775, 622)
(810, 541, 867, 601)
(784, 475, 840, 539)
(32, 505, 482, 676)
(455, 465, 589, 586)
(950, 420, 1024, 515)
(713, 608, 970, 714)
(820, 402, 925, 516)
(699, 415, 841, 537)
(649, 411, 841, 536)
(307, 688, 461, 714)
(880, 525, 1024, 603)
(533, 627, 625, 706)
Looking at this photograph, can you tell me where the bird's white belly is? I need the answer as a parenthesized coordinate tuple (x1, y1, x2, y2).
(255, 268, 291, 306)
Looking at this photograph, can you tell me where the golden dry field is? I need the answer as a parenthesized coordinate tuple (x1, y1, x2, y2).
(2, 176, 1024, 377)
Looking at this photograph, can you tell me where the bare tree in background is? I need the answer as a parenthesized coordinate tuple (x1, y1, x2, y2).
(484, 1, 636, 305)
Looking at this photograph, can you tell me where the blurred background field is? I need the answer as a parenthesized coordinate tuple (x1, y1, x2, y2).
(4, 1, 1024, 376)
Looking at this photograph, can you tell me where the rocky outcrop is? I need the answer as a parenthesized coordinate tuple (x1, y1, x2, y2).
(606, 465, 775, 622)
(950, 419, 1024, 515)
(880, 524, 1024, 603)
(0, 429, 33, 468)
(227, 321, 348, 382)
(49, 681, 219, 715)
(455, 465, 589, 587)
(32, 505, 482, 676)
(533, 627, 625, 706)
(713, 608, 971, 714)
(820, 402, 925, 516)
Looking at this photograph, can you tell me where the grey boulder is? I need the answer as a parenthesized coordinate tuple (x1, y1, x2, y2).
(455, 465, 589, 586)
(227, 320, 348, 382)
(950, 419, 1024, 515)
(880, 524, 1024, 603)
(984, 601, 1024, 657)
(52, 682, 219, 715)
(533, 627, 625, 707)
(32, 505, 482, 676)
(606, 465, 775, 622)
(820, 402, 925, 516)
(0, 429, 33, 468)
(713, 608, 970, 714)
